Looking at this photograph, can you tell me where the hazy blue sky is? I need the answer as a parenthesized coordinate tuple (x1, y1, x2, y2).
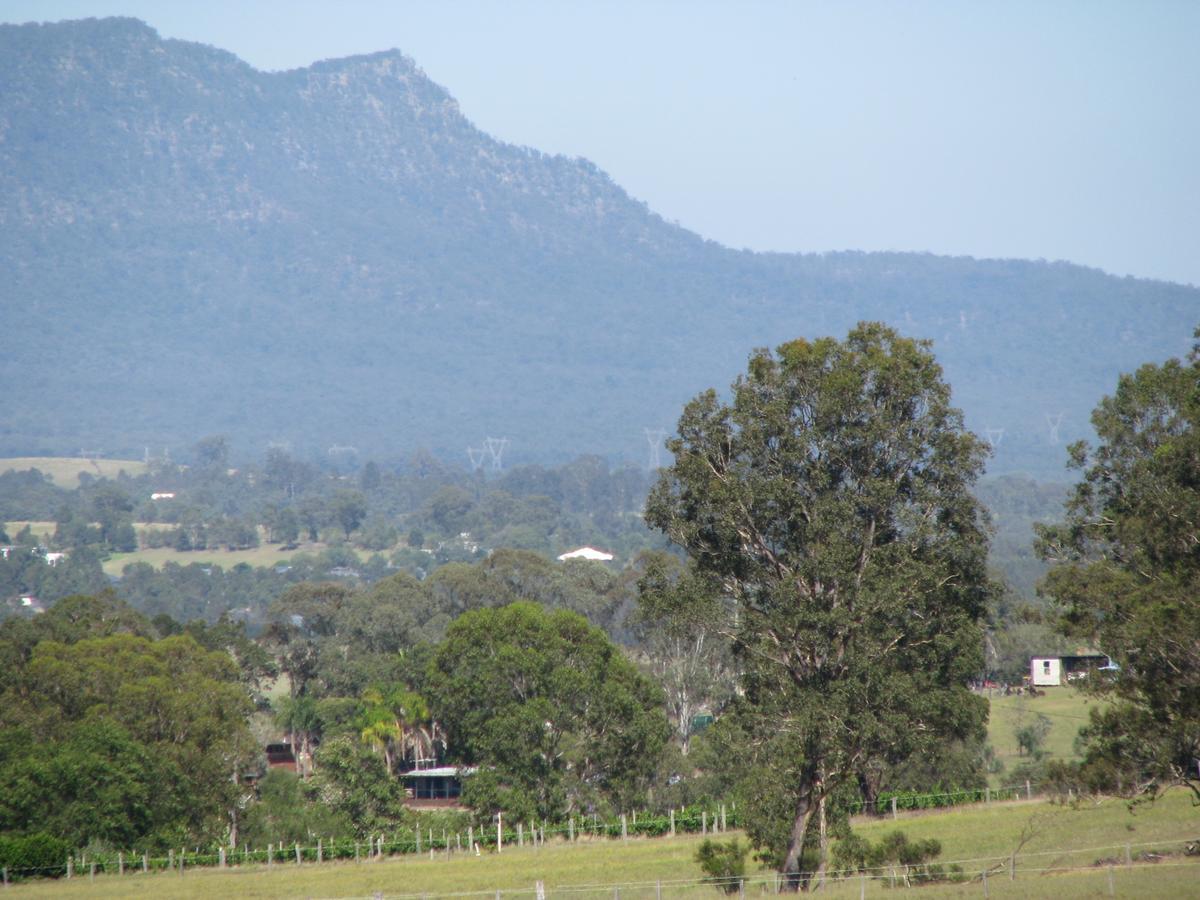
(4, 1, 1198, 286)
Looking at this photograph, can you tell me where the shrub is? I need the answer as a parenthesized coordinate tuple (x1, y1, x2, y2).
(0, 833, 70, 880)
(695, 838, 749, 894)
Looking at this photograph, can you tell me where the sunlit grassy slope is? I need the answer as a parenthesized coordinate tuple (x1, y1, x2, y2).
(986, 686, 1104, 784)
(9, 790, 1196, 899)
(0, 457, 146, 488)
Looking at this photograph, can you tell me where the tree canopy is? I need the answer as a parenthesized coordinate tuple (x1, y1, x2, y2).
(645, 323, 991, 885)
(425, 601, 669, 822)
(1038, 332, 1200, 800)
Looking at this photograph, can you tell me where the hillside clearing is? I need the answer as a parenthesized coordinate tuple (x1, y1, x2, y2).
(0, 457, 146, 488)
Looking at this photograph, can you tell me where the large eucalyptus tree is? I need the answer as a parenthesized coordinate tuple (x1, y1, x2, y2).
(645, 322, 991, 886)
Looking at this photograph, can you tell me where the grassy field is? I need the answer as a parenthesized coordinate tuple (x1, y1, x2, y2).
(101, 544, 306, 576)
(0, 456, 146, 488)
(2, 521, 56, 544)
(985, 686, 1102, 784)
(7, 790, 1197, 898)
(100, 542, 381, 576)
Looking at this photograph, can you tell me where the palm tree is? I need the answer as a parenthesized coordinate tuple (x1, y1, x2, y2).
(358, 685, 444, 774)
(275, 693, 321, 778)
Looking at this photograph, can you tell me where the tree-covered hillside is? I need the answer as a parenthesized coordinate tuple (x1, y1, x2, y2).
(1, 17, 1195, 477)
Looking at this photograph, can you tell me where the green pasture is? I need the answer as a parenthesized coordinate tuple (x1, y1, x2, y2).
(8, 790, 1196, 899)
(101, 544, 305, 577)
(0, 456, 146, 488)
(2, 521, 56, 544)
(985, 686, 1103, 783)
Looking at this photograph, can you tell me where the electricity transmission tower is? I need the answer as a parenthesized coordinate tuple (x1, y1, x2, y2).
(483, 437, 509, 471)
(644, 428, 668, 471)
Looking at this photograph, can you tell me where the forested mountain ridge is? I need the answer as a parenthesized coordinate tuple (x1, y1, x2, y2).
(2, 17, 1196, 477)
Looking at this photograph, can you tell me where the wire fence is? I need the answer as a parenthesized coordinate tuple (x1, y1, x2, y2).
(0, 779, 1160, 885)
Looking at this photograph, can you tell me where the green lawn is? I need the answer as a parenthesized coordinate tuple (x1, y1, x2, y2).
(0, 456, 146, 488)
(985, 686, 1103, 785)
(8, 790, 1196, 898)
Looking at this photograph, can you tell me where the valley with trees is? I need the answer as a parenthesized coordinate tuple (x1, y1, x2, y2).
(0, 12, 1196, 896)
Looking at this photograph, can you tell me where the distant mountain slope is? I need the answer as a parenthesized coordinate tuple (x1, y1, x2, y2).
(1, 17, 1195, 476)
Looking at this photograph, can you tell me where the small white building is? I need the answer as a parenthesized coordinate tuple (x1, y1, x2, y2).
(1030, 652, 1110, 686)
(1030, 657, 1062, 686)
(556, 546, 614, 562)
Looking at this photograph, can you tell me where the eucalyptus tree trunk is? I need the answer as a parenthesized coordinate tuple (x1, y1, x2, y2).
(781, 771, 817, 890)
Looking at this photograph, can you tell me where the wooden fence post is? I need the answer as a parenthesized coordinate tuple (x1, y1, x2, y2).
(218, 847, 225, 869)
(669, 809, 675, 836)
(267, 843, 273, 869)
(621, 814, 628, 841)
(985, 786, 991, 805)
(417, 826, 422, 853)
(469, 827, 474, 853)
(1025, 779, 1032, 800)
(142, 854, 148, 873)
(355, 842, 360, 863)
(702, 811, 707, 835)
(981, 868, 988, 899)
(498, 813, 503, 853)
(168, 849, 174, 871)
(294, 843, 301, 865)
(317, 839, 323, 864)
(118, 852, 124, 875)
(722, 804, 727, 832)
(66, 857, 72, 880)
(891, 797, 898, 820)
(1125, 843, 1132, 867)
(568, 818, 574, 842)
(89, 862, 95, 881)
(518, 823, 524, 847)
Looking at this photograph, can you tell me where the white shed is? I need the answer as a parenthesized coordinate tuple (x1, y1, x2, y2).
(1031, 657, 1062, 686)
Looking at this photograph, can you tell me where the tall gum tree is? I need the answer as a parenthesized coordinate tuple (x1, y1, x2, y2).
(645, 323, 991, 887)
(1037, 333, 1200, 800)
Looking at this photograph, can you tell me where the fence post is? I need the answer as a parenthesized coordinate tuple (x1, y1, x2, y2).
(294, 843, 301, 865)
(1124, 843, 1132, 867)
(3, 867, 8, 887)
(142, 854, 148, 873)
(89, 862, 96, 881)
(568, 819, 574, 843)
(168, 849, 174, 871)
(891, 797, 898, 820)
(985, 786, 991, 804)
(469, 827, 474, 853)
(702, 811, 708, 835)
(1107, 864, 1115, 896)
(355, 842, 360, 863)
(267, 843, 273, 869)
(670, 809, 676, 836)
(860, 872, 866, 900)
(66, 857, 72, 880)
(498, 813, 503, 853)
(1009, 855, 1015, 881)
(537, 881, 546, 900)
(722, 804, 728, 832)
(981, 868, 988, 899)
(317, 839, 323, 864)
(656, 879, 662, 900)
(118, 852, 125, 875)
(621, 814, 628, 841)
(219, 847, 226, 869)
(1025, 779, 1032, 800)
(519, 823, 524, 847)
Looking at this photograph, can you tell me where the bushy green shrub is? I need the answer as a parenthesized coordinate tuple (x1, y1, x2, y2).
(695, 838, 749, 893)
(0, 833, 70, 879)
